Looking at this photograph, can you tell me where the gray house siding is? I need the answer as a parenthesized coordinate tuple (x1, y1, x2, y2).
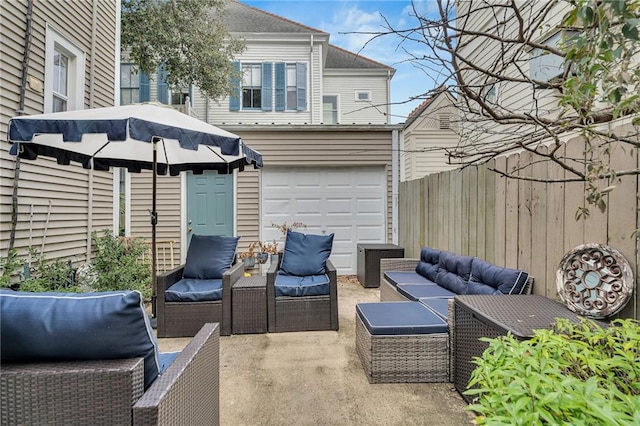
(1, 0, 118, 263)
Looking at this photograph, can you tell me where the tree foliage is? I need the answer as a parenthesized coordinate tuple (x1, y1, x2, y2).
(373, 0, 640, 215)
(121, 0, 244, 100)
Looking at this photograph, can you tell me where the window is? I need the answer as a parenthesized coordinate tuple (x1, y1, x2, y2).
(481, 82, 499, 104)
(230, 62, 306, 112)
(529, 31, 577, 84)
(120, 64, 140, 105)
(242, 64, 262, 109)
(45, 25, 85, 113)
(355, 91, 371, 102)
(171, 87, 190, 106)
(52, 49, 68, 112)
(323, 96, 338, 124)
(286, 64, 297, 110)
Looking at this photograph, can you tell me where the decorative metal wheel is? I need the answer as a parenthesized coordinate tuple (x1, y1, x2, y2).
(556, 243, 634, 319)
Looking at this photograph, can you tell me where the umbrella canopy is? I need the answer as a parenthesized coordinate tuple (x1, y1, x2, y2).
(8, 102, 263, 317)
(9, 102, 262, 174)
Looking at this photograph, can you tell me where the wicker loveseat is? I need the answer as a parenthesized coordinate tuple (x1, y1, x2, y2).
(355, 247, 533, 384)
(0, 290, 220, 425)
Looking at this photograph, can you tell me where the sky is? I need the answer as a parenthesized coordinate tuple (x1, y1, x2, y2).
(242, 0, 441, 124)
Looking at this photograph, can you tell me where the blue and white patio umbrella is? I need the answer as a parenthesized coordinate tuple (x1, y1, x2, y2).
(8, 102, 263, 316)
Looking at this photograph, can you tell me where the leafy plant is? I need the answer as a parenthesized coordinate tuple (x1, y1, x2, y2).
(91, 230, 152, 300)
(0, 249, 21, 288)
(466, 318, 640, 425)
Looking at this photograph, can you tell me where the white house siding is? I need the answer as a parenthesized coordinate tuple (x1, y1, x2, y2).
(402, 94, 460, 180)
(0, 0, 118, 263)
(200, 37, 325, 126)
(323, 70, 390, 125)
(458, 0, 567, 147)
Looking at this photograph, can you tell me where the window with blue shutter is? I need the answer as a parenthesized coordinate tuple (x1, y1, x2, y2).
(296, 62, 307, 111)
(229, 61, 241, 111)
(261, 63, 273, 111)
(275, 62, 286, 111)
(157, 65, 168, 104)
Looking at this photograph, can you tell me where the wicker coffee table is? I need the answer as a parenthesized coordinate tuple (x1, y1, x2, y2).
(453, 295, 605, 401)
(232, 275, 267, 334)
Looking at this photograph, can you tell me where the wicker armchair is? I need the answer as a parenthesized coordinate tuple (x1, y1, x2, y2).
(156, 262, 243, 337)
(266, 259, 339, 333)
(1, 323, 220, 426)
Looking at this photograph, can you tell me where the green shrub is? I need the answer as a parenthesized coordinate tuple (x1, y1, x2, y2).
(466, 318, 640, 425)
(2, 248, 82, 293)
(91, 230, 151, 300)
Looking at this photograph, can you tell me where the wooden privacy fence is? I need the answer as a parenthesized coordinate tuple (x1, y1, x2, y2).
(398, 135, 639, 320)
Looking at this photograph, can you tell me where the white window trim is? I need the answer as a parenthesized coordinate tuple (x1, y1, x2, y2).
(44, 24, 85, 113)
(322, 94, 340, 124)
(355, 90, 372, 102)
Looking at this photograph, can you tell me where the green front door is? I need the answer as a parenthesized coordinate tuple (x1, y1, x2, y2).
(186, 172, 234, 244)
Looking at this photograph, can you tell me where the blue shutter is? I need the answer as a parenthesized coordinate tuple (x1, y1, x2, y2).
(275, 62, 285, 111)
(139, 73, 150, 102)
(229, 61, 241, 111)
(296, 62, 307, 111)
(261, 63, 273, 111)
(157, 65, 168, 104)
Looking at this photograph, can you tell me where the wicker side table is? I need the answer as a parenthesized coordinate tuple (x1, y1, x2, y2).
(357, 244, 404, 288)
(453, 295, 605, 401)
(232, 275, 267, 334)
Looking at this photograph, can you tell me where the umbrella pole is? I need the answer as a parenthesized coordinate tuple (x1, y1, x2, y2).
(151, 138, 159, 319)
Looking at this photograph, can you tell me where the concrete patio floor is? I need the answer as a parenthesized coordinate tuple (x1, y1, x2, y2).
(157, 276, 474, 426)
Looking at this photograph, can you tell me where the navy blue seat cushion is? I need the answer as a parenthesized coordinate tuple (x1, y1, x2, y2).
(183, 234, 239, 280)
(165, 278, 223, 302)
(275, 273, 330, 297)
(396, 284, 456, 301)
(419, 298, 450, 321)
(356, 302, 447, 335)
(415, 247, 441, 281)
(280, 230, 334, 277)
(0, 290, 160, 390)
(469, 259, 529, 295)
(435, 252, 474, 295)
(384, 271, 435, 287)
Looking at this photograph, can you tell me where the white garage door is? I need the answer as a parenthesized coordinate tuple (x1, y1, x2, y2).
(262, 166, 387, 275)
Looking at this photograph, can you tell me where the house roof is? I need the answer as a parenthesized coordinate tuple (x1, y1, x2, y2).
(224, 1, 392, 72)
(402, 87, 451, 129)
(224, 1, 328, 35)
(326, 44, 394, 71)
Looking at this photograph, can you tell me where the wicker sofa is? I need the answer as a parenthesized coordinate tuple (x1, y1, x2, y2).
(1, 290, 220, 425)
(355, 247, 533, 384)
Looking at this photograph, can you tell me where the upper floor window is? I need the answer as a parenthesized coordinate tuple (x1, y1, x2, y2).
(45, 25, 85, 113)
(120, 63, 140, 105)
(230, 61, 306, 112)
(355, 90, 371, 102)
(323, 96, 338, 124)
(52, 49, 69, 112)
(242, 63, 262, 109)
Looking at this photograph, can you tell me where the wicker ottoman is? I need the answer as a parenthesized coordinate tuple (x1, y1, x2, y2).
(355, 302, 449, 383)
(232, 275, 267, 334)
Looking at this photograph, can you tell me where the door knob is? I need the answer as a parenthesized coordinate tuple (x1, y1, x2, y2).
(187, 226, 193, 232)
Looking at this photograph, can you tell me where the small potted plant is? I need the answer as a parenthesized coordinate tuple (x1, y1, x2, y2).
(239, 242, 258, 268)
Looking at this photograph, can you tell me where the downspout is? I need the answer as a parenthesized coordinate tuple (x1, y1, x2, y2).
(86, 0, 99, 261)
(391, 129, 399, 245)
(386, 69, 392, 124)
(8, 0, 34, 252)
(309, 34, 314, 123)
